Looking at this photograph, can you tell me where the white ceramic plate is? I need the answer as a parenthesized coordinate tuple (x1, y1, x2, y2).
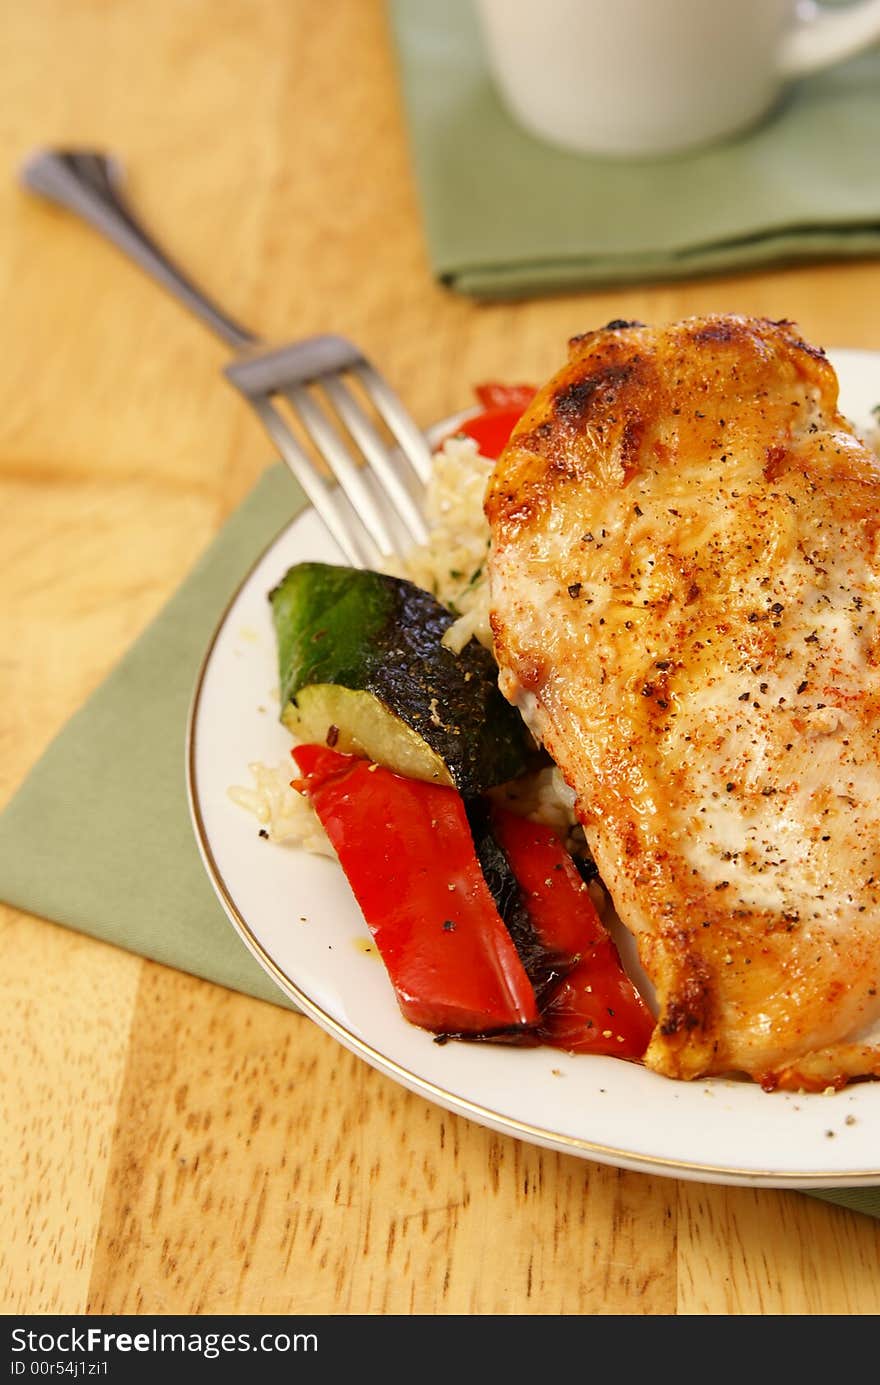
(187, 349, 880, 1188)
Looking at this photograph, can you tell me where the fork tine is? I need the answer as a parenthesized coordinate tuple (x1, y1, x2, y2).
(249, 395, 378, 568)
(353, 362, 435, 485)
(320, 375, 430, 547)
(225, 335, 435, 567)
(287, 384, 397, 558)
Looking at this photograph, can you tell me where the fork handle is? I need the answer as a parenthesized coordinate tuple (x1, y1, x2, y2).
(20, 149, 257, 353)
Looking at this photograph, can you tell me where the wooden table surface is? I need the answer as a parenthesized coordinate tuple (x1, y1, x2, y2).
(3, 0, 880, 1317)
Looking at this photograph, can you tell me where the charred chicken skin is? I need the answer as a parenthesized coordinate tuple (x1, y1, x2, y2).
(485, 315, 880, 1090)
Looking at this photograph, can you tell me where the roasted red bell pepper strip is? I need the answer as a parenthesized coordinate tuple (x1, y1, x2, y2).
(538, 944, 655, 1059)
(491, 805, 654, 1059)
(489, 806, 603, 963)
(453, 382, 537, 461)
(291, 745, 540, 1037)
(458, 406, 529, 461)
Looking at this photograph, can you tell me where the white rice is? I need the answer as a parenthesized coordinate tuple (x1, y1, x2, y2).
(382, 433, 494, 653)
(227, 762, 336, 856)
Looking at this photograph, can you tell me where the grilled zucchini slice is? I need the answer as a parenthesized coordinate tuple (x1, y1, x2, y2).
(269, 562, 532, 795)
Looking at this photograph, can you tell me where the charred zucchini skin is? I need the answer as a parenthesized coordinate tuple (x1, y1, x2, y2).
(269, 562, 532, 795)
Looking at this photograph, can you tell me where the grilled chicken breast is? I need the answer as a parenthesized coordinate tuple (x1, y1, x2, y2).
(485, 315, 880, 1090)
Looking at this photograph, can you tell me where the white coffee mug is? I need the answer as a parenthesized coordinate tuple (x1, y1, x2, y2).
(476, 0, 880, 157)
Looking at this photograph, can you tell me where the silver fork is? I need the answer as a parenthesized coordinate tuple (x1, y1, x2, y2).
(20, 148, 433, 568)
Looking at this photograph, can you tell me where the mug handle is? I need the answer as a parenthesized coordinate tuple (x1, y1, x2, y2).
(780, 0, 880, 77)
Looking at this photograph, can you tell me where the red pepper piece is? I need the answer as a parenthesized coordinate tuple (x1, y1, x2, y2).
(447, 382, 537, 461)
(490, 805, 654, 1059)
(458, 406, 529, 461)
(538, 943, 655, 1059)
(292, 745, 540, 1037)
(489, 806, 604, 963)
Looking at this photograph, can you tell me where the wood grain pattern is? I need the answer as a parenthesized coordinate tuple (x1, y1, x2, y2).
(2, 0, 880, 1316)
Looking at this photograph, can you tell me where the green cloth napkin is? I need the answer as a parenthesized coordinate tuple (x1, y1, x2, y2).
(1, 463, 878, 1219)
(0, 463, 305, 1009)
(388, 0, 880, 298)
